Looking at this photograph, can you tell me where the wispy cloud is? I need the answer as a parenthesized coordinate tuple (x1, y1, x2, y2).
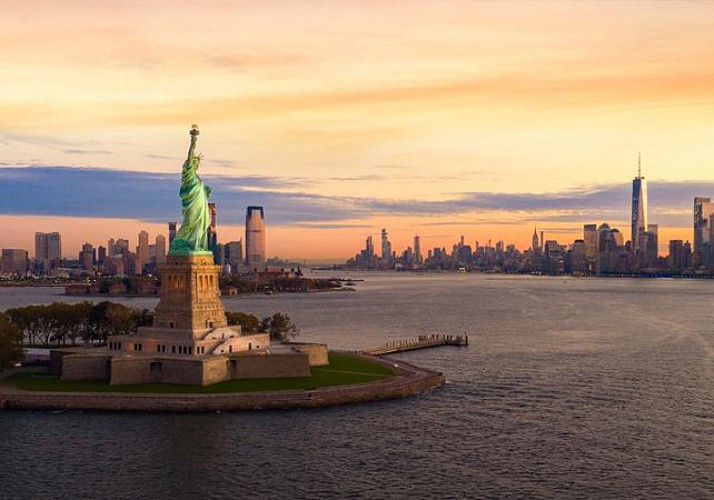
(62, 148, 113, 155)
(293, 222, 372, 230)
(0, 166, 710, 228)
(0, 166, 362, 225)
(145, 154, 178, 161)
(1, 133, 128, 154)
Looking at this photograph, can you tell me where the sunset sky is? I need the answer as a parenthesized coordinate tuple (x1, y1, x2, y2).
(2, 0, 714, 261)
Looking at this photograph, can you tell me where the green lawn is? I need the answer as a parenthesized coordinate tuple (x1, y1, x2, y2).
(2, 354, 395, 394)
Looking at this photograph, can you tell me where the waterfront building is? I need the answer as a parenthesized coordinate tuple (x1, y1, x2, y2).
(693, 197, 713, 267)
(668, 240, 686, 272)
(107, 238, 116, 258)
(636, 224, 659, 269)
(631, 155, 648, 251)
(543, 240, 565, 274)
(1, 249, 28, 275)
(568, 240, 588, 273)
(597, 224, 617, 274)
(245, 206, 266, 271)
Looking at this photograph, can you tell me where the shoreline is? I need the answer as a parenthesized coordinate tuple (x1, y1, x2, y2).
(0, 355, 445, 412)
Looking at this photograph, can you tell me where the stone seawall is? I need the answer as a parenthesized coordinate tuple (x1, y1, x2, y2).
(0, 356, 445, 412)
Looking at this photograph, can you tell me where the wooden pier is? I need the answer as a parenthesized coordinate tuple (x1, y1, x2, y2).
(361, 334, 468, 356)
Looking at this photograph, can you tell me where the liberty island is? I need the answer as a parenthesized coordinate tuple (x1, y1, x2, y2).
(0, 127, 444, 409)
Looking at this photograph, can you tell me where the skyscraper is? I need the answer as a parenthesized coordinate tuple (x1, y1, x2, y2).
(414, 235, 422, 265)
(668, 240, 691, 272)
(583, 224, 598, 269)
(97, 246, 107, 268)
(644, 224, 659, 268)
(208, 203, 218, 248)
(225, 240, 243, 272)
(35, 232, 62, 261)
(631, 154, 648, 251)
(381, 228, 392, 261)
(34, 233, 47, 260)
(155, 234, 167, 264)
(79, 242, 95, 271)
(137, 230, 149, 273)
(207, 202, 219, 264)
(693, 196, 713, 266)
(1, 249, 28, 275)
(531, 227, 540, 254)
(245, 206, 266, 271)
(168, 222, 177, 246)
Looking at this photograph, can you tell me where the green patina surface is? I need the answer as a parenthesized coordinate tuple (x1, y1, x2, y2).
(3, 355, 395, 394)
(168, 126, 212, 256)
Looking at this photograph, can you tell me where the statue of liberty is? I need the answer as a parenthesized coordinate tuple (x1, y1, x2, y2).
(169, 125, 213, 255)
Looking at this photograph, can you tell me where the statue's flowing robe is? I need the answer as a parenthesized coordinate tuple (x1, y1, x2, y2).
(169, 157, 211, 254)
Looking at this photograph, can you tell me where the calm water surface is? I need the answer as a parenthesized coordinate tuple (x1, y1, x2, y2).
(0, 274, 712, 499)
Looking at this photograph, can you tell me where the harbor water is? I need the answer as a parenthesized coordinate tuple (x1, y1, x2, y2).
(0, 273, 712, 499)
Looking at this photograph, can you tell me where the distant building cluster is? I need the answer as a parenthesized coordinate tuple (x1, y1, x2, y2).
(0, 205, 273, 279)
(346, 166, 714, 277)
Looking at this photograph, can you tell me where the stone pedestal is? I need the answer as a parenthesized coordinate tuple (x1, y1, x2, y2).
(108, 252, 269, 358)
(152, 253, 228, 338)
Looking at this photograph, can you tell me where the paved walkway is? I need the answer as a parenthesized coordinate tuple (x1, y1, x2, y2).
(0, 355, 445, 412)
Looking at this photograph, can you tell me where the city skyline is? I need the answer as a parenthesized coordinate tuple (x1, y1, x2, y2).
(1, 163, 710, 261)
(2, 1, 714, 258)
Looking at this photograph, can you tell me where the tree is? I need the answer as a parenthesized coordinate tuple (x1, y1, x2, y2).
(88, 301, 136, 343)
(225, 311, 261, 332)
(0, 312, 23, 372)
(5, 306, 39, 345)
(260, 313, 300, 342)
(54, 302, 93, 345)
(133, 309, 154, 328)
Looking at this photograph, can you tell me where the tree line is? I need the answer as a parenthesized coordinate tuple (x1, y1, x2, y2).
(4, 302, 153, 347)
(0, 303, 300, 371)
(225, 311, 300, 341)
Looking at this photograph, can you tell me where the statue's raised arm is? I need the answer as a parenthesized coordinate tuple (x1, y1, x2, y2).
(187, 124, 199, 163)
(168, 125, 213, 256)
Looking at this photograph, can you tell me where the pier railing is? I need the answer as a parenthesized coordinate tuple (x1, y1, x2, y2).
(359, 334, 468, 356)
